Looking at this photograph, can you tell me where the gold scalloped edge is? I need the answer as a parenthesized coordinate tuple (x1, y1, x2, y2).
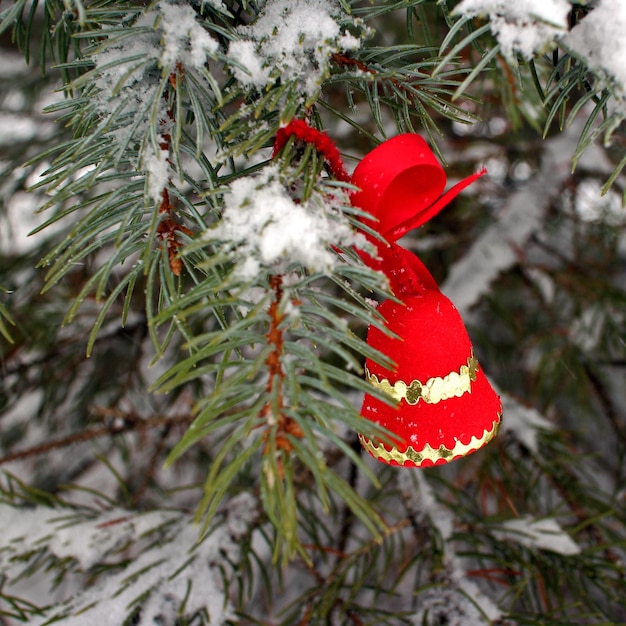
(359, 416, 501, 466)
(365, 351, 478, 405)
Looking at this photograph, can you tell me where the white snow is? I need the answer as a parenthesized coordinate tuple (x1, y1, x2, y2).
(454, 0, 626, 111)
(411, 586, 496, 626)
(453, 0, 570, 61)
(400, 472, 503, 625)
(494, 515, 581, 555)
(499, 391, 554, 452)
(158, 0, 219, 71)
(565, 0, 626, 110)
(94, 1, 218, 82)
(573, 178, 625, 226)
(0, 498, 258, 624)
(207, 165, 366, 281)
(93, 1, 219, 116)
(226, 491, 258, 538)
(569, 304, 622, 352)
(202, 0, 226, 10)
(228, 39, 271, 86)
(0, 50, 30, 79)
(92, 14, 163, 142)
(91, 2, 220, 203)
(144, 141, 171, 204)
(0, 505, 179, 573)
(1, 191, 44, 254)
(0, 112, 42, 145)
(411, 471, 454, 541)
(227, 0, 361, 98)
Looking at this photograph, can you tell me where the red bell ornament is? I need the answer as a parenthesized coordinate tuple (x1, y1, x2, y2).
(360, 290, 501, 467)
(351, 134, 502, 467)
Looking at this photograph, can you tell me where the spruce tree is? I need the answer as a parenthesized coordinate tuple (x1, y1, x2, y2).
(1, 1, 625, 624)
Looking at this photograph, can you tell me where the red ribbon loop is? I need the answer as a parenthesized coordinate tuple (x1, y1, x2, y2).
(273, 119, 350, 182)
(351, 134, 484, 242)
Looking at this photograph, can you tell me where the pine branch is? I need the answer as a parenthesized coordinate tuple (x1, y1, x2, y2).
(2, 1, 626, 623)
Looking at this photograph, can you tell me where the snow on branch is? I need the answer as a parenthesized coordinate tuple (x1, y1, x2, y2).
(91, 13, 163, 138)
(399, 472, 504, 625)
(499, 391, 554, 453)
(454, 0, 626, 111)
(205, 165, 366, 282)
(158, 0, 219, 72)
(90, 1, 221, 203)
(226, 0, 363, 99)
(493, 515, 581, 556)
(0, 492, 258, 624)
(94, 0, 219, 92)
(453, 0, 570, 61)
(441, 121, 584, 316)
(564, 0, 626, 113)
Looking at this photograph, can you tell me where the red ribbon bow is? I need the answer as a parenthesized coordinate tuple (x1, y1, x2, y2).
(350, 134, 484, 297)
(351, 134, 484, 242)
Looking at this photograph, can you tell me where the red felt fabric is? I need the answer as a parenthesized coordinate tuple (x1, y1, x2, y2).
(350, 133, 501, 466)
(351, 135, 445, 238)
(351, 134, 485, 241)
(360, 293, 501, 466)
(359, 243, 440, 295)
(368, 292, 472, 382)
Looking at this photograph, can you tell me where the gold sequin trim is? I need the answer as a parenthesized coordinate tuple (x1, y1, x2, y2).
(365, 351, 478, 405)
(359, 417, 501, 466)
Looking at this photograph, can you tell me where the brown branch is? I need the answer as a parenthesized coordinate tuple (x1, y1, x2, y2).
(261, 276, 303, 475)
(265, 276, 285, 391)
(156, 188, 193, 276)
(0, 412, 193, 466)
(331, 53, 375, 76)
(153, 63, 192, 277)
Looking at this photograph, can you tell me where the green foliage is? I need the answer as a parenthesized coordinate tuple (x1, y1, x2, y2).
(432, 7, 626, 203)
(0, 286, 15, 343)
(1, 0, 626, 624)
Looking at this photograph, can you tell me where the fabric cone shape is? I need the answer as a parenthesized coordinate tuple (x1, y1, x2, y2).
(360, 290, 501, 467)
(351, 134, 502, 467)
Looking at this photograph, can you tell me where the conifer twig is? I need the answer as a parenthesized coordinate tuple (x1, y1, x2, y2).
(155, 63, 192, 276)
(0, 412, 193, 466)
(331, 52, 427, 105)
(262, 275, 304, 467)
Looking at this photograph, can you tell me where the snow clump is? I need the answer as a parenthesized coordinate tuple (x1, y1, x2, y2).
(227, 0, 362, 99)
(93, 1, 219, 115)
(564, 0, 626, 112)
(453, 0, 626, 112)
(494, 516, 581, 556)
(157, 0, 219, 71)
(92, 1, 220, 202)
(207, 165, 366, 282)
(453, 0, 571, 61)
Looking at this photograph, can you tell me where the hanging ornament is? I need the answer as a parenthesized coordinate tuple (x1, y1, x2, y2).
(273, 122, 501, 467)
(359, 291, 501, 466)
(351, 134, 502, 467)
